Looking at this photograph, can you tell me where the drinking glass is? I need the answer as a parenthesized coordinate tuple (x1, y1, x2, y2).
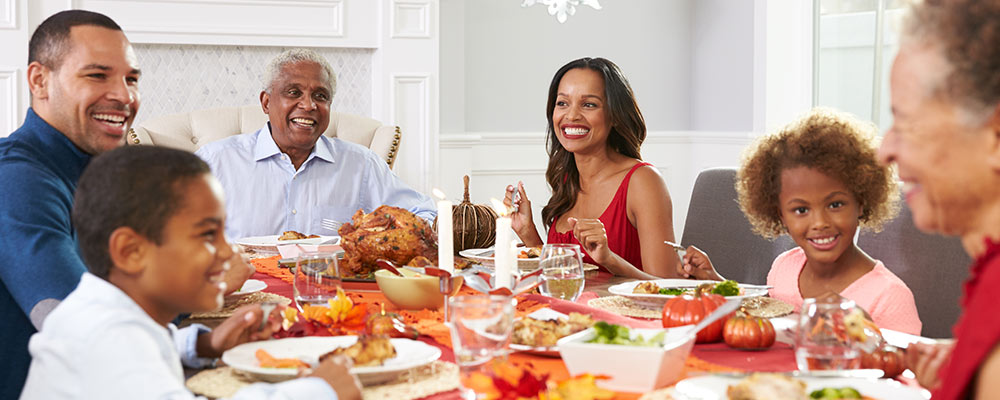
(795, 296, 863, 371)
(449, 295, 516, 399)
(293, 252, 341, 312)
(537, 243, 585, 301)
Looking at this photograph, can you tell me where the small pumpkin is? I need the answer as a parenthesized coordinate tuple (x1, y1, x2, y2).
(435, 176, 498, 253)
(662, 284, 729, 343)
(861, 344, 906, 378)
(723, 310, 776, 349)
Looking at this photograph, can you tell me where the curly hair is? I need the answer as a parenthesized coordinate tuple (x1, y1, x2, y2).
(736, 108, 899, 239)
(904, 0, 1000, 120)
(541, 57, 645, 228)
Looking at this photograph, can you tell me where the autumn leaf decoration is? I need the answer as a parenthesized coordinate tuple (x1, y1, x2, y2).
(301, 288, 368, 334)
(465, 362, 614, 400)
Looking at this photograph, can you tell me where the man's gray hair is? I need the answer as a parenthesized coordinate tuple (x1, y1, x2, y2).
(263, 48, 337, 95)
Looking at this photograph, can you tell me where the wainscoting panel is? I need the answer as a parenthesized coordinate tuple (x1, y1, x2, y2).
(0, 68, 18, 134)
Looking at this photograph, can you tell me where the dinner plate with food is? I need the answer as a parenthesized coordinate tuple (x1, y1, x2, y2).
(608, 279, 769, 308)
(459, 247, 600, 273)
(228, 279, 267, 297)
(221, 335, 441, 385)
(510, 308, 596, 357)
(671, 372, 928, 400)
(236, 230, 340, 253)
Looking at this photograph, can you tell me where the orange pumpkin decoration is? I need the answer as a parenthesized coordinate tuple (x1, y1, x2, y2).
(723, 311, 776, 349)
(661, 284, 729, 343)
(861, 344, 906, 378)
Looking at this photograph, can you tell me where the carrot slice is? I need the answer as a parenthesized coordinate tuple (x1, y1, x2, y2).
(255, 348, 310, 369)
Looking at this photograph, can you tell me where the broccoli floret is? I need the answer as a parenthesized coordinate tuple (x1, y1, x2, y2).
(711, 280, 741, 296)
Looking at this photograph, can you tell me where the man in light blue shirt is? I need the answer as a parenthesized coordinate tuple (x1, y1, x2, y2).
(196, 49, 435, 239)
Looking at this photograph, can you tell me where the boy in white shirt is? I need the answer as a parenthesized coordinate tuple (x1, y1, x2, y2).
(19, 145, 361, 400)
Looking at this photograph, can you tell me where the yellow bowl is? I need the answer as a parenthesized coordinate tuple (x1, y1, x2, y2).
(374, 269, 464, 310)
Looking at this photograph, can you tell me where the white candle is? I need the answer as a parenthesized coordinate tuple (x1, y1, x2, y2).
(433, 188, 454, 273)
(491, 198, 513, 289)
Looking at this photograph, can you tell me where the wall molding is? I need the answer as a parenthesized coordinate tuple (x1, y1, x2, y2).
(391, 0, 431, 38)
(391, 73, 431, 191)
(440, 130, 755, 147)
(469, 168, 546, 177)
(0, 0, 15, 29)
(0, 68, 18, 134)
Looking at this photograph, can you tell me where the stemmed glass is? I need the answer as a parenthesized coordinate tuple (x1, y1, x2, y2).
(292, 252, 341, 312)
(537, 243, 585, 302)
(448, 295, 516, 399)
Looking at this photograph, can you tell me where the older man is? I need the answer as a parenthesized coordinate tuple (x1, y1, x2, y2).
(196, 49, 435, 240)
(878, 1, 1000, 398)
(0, 11, 138, 398)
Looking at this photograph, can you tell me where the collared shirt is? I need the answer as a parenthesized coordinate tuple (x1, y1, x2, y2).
(0, 108, 91, 399)
(196, 123, 436, 240)
(20, 273, 337, 400)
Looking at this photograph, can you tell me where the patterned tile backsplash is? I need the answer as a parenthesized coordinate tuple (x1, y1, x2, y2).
(132, 44, 373, 125)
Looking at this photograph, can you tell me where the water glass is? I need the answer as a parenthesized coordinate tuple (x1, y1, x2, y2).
(293, 252, 341, 312)
(449, 295, 515, 398)
(538, 243, 585, 301)
(795, 296, 862, 371)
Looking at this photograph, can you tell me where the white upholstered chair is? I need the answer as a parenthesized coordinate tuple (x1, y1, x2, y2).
(126, 105, 402, 168)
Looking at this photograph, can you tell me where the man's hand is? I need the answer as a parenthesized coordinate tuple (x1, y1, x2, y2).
(310, 355, 362, 400)
(197, 305, 280, 358)
(678, 246, 723, 281)
(223, 244, 254, 296)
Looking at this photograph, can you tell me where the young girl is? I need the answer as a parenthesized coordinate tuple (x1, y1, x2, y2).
(680, 108, 921, 335)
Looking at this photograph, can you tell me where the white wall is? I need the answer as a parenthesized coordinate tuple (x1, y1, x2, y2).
(690, 0, 755, 131)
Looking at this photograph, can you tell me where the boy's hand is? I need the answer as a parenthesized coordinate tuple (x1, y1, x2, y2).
(677, 246, 724, 281)
(223, 245, 255, 296)
(197, 305, 280, 358)
(310, 355, 362, 400)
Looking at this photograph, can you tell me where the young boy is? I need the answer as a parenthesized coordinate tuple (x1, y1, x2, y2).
(19, 146, 361, 399)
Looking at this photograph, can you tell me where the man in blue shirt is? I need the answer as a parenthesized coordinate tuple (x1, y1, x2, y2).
(0, 10, 141, 399)
(196, 49, 436, 240)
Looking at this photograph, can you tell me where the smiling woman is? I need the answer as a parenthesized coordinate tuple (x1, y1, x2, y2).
(503, 57, 680, 280)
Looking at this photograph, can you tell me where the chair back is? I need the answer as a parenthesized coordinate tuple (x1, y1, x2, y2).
(680, 167, 795, 285)
(858, 197, 971, 338)
(126, 105, 401, 168)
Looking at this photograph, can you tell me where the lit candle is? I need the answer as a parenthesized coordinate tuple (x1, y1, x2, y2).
(491, 198, 512, 289)
(433, 188, 454, 273)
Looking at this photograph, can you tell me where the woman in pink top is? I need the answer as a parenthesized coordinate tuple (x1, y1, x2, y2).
(503, 58, 681, 279)
(679, 108, 921, 335)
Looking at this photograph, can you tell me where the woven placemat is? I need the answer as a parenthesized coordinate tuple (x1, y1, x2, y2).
(190, 292, 291, 319)
(638, 387, 676, 400)
(187, 361, 459, 400)
(740, 296, 794, 318)
(587, 296, 661, 319)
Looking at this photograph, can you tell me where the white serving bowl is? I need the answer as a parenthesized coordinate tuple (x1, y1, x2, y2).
(557, 326, 695, 393)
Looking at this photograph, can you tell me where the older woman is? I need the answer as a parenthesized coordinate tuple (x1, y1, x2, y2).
(504, 57, 680, 279)
(878, 1, 1000, 398)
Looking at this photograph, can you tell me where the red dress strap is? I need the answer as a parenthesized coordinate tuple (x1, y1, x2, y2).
(547, 162, 651, 273)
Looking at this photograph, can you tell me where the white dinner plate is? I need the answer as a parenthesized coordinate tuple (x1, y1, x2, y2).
(607, 279, 768, 308)
(510, 308, 575, 357)
(222, 336, 441, 385)
(459, 248, 600, 273)
(228, 279, 267, 297)
(673, 374, 929, 399)
(235, 235, 340, 253)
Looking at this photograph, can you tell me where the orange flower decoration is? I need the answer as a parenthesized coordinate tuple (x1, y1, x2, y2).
(464, 363, 613, 400)
(301, 288, 368, 334)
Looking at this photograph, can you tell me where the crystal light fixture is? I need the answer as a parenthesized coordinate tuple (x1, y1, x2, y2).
(522, 0, 602, 23)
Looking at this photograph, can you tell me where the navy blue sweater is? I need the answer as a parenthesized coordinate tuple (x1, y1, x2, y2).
(0, 108, 90, 399)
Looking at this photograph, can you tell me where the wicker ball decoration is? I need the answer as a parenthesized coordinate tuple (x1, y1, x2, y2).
(435, 176, 498, 253)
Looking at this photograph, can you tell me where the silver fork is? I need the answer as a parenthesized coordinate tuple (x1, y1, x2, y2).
(320, 219, 342, 232)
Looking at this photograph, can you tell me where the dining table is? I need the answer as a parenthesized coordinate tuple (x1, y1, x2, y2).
(184, 255, 926, 400)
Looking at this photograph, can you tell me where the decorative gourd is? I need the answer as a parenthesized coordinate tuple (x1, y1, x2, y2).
(861, 344, 906, 378)
(441, 175, 499, 253)
(661, 284, 729, 343)
(723, 310, 776, 349)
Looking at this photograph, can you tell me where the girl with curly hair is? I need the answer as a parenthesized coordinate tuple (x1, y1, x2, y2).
(680, 108, 920, 334)
(503, 58, 680, 279)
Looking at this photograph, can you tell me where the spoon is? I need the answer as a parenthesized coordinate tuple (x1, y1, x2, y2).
(685, 299, 741, 340)
(375, 259, 405, 277)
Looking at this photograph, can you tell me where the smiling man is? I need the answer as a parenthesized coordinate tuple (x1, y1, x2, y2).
(196, 49, 435, 240)
(0, 10, 139, 399)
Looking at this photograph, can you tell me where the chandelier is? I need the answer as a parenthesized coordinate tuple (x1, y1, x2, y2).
(521, 0, 602, 23)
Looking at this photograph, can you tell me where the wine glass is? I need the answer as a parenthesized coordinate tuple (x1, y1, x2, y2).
(448, 295, 516, 398)
(292, 252, 341, 312)
(795, 295, 863, 371)
(537, 243, 585, 301)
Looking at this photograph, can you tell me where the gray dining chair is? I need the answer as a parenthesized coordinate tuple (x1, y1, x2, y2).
(858, 195, 971, 338)
(680, 167, 795, 285)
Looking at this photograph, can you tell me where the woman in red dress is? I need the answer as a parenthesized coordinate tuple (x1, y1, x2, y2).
(504, 58, 681, 279)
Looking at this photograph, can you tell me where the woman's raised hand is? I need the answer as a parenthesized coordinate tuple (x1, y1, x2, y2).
(677, 246, 724, 281)
(504, 181, 534, 235)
